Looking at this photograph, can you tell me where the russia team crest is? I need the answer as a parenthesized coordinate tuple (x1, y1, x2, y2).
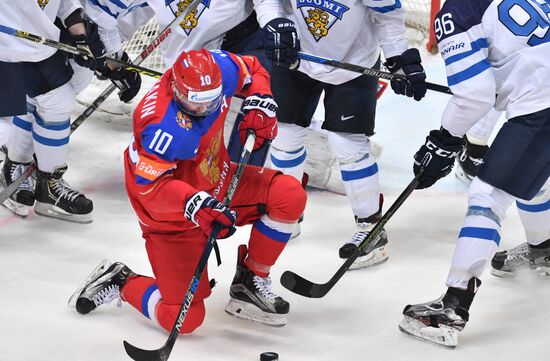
(297, 0, 349, 42)
(168, 0, 211, 35)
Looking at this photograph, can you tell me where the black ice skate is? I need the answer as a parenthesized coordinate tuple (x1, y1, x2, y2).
(399, 277, 481, 348)
(492, 240, 550, 277)
(69, 259, 135, 315)
(34, 164, 93, 223)
(455, 137, 489, 183)
(225, 245, 289, 327)
(339, 211, 388, 270)
(0, 156, 36, 218)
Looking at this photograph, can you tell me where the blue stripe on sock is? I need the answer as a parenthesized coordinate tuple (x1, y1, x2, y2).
(516, 198, 550, 212)
(459, 227, 501, 245)
(270, 150, 306, 168)
(341, 163, 378, 181)
(254, 220, 291, 243)
(32, 131, 70, 146)
(33, 112, 70, 131)
(13, 116, 32, 131)
(141, 284, 159, 319)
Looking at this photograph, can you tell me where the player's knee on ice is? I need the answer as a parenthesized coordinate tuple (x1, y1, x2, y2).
(156, 300, 206, 334)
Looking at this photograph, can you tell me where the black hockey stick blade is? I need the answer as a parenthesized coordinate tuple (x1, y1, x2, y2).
(281, 172, 423, 298)
(123, 340, 174, 361)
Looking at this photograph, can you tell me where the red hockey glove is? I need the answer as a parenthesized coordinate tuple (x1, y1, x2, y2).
(184, 191, 237, 239)
(239, 94, 278, 150)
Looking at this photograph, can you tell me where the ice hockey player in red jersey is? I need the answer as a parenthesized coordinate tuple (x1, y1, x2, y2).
(69, 49, 306, 333)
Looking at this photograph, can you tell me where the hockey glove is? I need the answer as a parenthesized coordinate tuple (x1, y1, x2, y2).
(102, 52, 142, 103)
(70, 21, 108, 73)
(414, 128, 465, 189)
(263, 18, 300, 70)
(185, 191, 237, 239)
(239, 94, 278, 150)
(385, 48, 427, 101)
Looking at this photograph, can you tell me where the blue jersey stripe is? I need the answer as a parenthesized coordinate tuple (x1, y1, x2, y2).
(444, 38, 489, 66)
(459, 226, 501, 245)
(516, 198, 550, 212)
(447, 59, 491, 86)
(368, 0, 402, 13)
(270, 151, 307, 168)
(341, 163, 378, 182)
(254, 220, 292, 243)
(89, 0, 118, 18)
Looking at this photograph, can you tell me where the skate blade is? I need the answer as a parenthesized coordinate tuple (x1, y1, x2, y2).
(490, 268, 516, 278)
(537, 267, 550, 278)
(225, 298, 287, 327)
(68, 259, 113, 308)
(399, 316, 458, 349)
(289, 223, 301, 241)
(35, 202, 93, 224)
(2, 199, 29, 218)
(348, 246, 389, 271)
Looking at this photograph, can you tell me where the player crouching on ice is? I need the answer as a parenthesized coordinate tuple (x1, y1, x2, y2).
(69, 49, 307, 331)
(398, 0, 550, 348)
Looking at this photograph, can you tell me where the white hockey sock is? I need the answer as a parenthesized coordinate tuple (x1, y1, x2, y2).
(516, 178, 550, 246)
(446, 207, 502, 289)
(0, 116, 13, 147)
(8, 112, 34, 164)
(32, 111, 70, 173)
(270, 123, 308, 182)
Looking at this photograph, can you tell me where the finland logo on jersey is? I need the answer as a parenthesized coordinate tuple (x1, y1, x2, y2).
(297, 0, 349, 42)
(37, 0, 48, 10)
(168, 0, 211, 36)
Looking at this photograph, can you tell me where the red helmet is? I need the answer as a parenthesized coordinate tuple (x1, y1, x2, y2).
(171, 49, 223, 117)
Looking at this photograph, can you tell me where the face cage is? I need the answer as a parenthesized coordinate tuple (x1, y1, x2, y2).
(172, 81, 223, 118)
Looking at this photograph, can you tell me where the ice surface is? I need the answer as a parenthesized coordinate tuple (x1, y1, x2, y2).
(1, 52, 548, 361)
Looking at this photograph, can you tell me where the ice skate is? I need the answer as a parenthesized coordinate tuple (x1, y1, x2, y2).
(339, 212, 388, 270)
(492, 240, 550, 278)
(399, 278, 481, 348)
(455, 138, 488, 183)
(0, 157, 36, 218)
(289, 215, 303, 240)
(69, 259, 135, 314)
(34, 164, 93, 223)
(225, 245, 289, 327)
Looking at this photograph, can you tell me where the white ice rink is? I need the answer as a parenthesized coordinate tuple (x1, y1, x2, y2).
(1, 51, 548, 361)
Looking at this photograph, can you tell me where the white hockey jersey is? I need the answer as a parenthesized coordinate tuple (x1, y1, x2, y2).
(436, 0, 550, 137)
(81, 0, 283, 67)
(281, 0, 408, 85)
(0, 0, 81, 62)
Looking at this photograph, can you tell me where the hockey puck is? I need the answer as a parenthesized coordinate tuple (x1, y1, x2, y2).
(260, 352, 279, 361)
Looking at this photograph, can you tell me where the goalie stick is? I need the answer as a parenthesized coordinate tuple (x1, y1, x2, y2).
(0, 0, 201, 205)
(123, 131, 257, 361)
(280, 170, 424, 298)
(0, 24, 163, 79)
(298, 52, 452, 95)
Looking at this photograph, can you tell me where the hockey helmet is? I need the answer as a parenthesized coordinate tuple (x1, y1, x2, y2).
(171, 49, 223, 117)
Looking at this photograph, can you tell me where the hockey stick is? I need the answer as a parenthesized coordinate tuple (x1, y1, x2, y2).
(280, 170, 424, 298)
(0, 0, 201, 205)
(298, 52, 453, 95)
(123, 131, 256, 361)
(0, 24, 163, 79)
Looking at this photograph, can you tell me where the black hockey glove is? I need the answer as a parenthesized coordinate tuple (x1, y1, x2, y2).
(263, 18, 300, 70)
(102, 52, 142, 103)
(70, 21, 108, 73)
(385, 48, 427, 101)
(414, 128, 465, 189)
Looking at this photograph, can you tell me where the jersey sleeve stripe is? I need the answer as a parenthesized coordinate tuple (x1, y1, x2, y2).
(444, 38, 489, 66)
(367, 0, 402, 13)
(447, 59, 491, 86)
(89, 0, 118, 18)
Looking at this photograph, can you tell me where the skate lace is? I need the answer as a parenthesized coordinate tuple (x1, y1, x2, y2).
(349, 222, 373, 246)
(51, 178, 82, 203)
(507, 242, 530, 262)
(253, 276, 278, 303)
(10, 163, 35, 192)
(92, 284, 121, 307)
